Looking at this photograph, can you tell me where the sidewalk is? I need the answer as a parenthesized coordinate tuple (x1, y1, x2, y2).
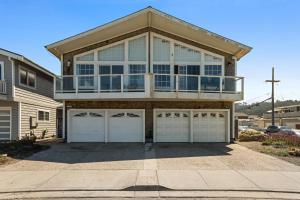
(1, 169, 300, 199)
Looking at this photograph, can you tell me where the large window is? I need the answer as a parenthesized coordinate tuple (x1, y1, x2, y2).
(99, 65, 123, 91)
(153, 37, 170, 62)
(38, 110, 50, 122)
(204, 65, 222, 76)
(129, 36, 146, 61)
(19, 68, 36, 88)
(98, 43, 125, 61)
(76, 64, 95, 89)
(153, 64, 171, 90)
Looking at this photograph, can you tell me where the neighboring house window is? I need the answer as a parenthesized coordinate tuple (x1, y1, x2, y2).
(38, 110, 50, 122)
(19, 68, 36, 88)
(0, 61, 4, 80)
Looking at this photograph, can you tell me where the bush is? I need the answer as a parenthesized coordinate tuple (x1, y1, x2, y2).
(289, 148, 300, 157)
(268, 134, 300, 147)
(239, 129, 266, 142)
(19, 133, 37, 145)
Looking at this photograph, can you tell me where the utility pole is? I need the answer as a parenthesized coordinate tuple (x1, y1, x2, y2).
(265, 67, 280, 125)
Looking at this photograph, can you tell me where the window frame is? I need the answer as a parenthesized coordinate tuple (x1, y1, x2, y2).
(0, 61, 4, 81)
(37, 110, 50, 122)
(19, 67, 36, 89)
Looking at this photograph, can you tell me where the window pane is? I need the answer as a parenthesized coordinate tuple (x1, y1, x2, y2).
(0, 64, 2, 80)
(153, 37, 170, 62)
(76, 53, 94, 61)
(76, 64, 94, 75)
(28, 72, 36, 88)
(20, 69, 27, 85)
(204, 65, 222, 75)
(98, 43, 124, 61)
(38, 111, 44, 121)
(174, 44, 201, 62)
(128, 36, 146, 61)
(153, 65, 170, 74)
(129, 64, 146, 74)
(112, 65, 123, 74)
(45, 112, 49, 121)
(99, 65, 110, 74)
(205, 54, 222, 64)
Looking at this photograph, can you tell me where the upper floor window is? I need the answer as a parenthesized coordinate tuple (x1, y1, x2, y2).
(19, 67, 36, 88)
(76, 52, 94, 61)
(153, 37, 170, 62)
(76, 64, 94, 75)
(38, 110, 50, 122)
(0, 61, 4, 80)
(128, 36, 146, 61)
(174, 44, 201, 62)
(205, 65, 222, 76)
(98, 43, 125, 61)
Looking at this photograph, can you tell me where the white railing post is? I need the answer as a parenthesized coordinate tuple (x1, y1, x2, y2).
(75, 76, 78, 94)
(175, 75, 179, 92)
(220, 76, 223, 93)
(242, 77, 244, 98)
(98, 75, 100, 93)
(121, 75, 124, 93)
(198, 75, 201, 93)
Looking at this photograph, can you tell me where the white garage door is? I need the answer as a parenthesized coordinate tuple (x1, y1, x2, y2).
(193, 111, 226, 142)
(69, 110, 105, 142)
(155, 111, 190, 142)
(108, 110, 143, 142)
(0, 108, 11, 140)
(68, 109, 144, 143)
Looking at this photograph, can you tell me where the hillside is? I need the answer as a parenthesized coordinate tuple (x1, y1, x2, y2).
(235, 100, 300, 117)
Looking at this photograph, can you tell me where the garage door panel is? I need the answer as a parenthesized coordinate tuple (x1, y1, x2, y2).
(0, 108, 11, 141)
(156, 111, 189, 142)
(193, 111, 226, 142)
(108, 111, 143, 142)
(70, 111, 105, 142)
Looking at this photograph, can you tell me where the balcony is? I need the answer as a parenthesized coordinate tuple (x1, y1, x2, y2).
(55, 74, 244, 101)
(0, 81, 7, 95)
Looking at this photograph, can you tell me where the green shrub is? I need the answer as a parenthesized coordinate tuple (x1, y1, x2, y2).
(19, 133, 37, 145)
(239, 129, 266, 142)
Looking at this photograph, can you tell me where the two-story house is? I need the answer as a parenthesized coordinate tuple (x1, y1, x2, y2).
(46, 7, 251, 143)
(0, 48, 61, 140)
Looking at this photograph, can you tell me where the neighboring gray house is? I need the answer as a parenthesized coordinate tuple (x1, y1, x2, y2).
(0, 48, 61, 140)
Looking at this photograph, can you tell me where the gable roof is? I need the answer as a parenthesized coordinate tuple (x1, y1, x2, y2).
(0, 48, 56, 77)
(46, 6, 252, 60)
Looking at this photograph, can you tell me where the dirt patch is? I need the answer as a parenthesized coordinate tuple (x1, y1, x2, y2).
(0, 142, 50, 166)
(237, 141, 300, 166)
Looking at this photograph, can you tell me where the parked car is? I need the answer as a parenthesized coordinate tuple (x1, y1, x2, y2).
(265, 125, 280, 134)
(277, 129, 300, 137)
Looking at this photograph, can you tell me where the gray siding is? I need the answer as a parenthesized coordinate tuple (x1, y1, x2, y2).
(0, 54, 13, 99)
(20, 102, 57, 138)
(0, 101, 19, 140)
(14, 60, 54, 98)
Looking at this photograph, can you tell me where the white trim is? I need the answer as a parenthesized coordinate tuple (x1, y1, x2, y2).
(36, 109, 50, 122)
(19, 66, 37, 90)
(153, 108, 230, 143)
(232, 102, 235, 140)
(67, 108, 145, 143)
(18, 102, 21, 139)
(11, 58, 15, 97)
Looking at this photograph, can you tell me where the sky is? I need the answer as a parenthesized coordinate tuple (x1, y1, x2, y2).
(0, 0, 299, 103)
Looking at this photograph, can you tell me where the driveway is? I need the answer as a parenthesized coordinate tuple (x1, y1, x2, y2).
(1, 143, 300, 199)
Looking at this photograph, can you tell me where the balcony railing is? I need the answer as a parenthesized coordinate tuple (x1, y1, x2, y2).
(0, 81, 7, 94)
(55, 74, 244, 100)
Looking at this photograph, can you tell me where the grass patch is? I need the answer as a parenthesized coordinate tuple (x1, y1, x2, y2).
(0, 141, 50, 166)
(237, 141, 300, 166)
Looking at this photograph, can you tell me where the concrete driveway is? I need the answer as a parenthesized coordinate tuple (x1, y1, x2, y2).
(1, 143, 300, 199)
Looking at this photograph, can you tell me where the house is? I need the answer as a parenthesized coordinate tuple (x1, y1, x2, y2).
(46, 7, 252, 143)
(0, 48, 62, 140)
(262, 105, 300, 129)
